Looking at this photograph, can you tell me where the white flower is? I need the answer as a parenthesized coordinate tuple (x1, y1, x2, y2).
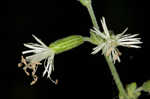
(91, 17, 142, 63)
(19, 35, 57, 85)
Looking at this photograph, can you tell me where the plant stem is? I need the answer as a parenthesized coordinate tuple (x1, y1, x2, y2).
(87, 4, 99, 30)
(105, 56, 129, 99)
(85, 2, 129, 99)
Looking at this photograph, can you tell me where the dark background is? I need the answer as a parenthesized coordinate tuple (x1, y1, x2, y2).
(0, 0, 148, 99)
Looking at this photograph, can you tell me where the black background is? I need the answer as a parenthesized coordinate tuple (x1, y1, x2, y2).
(0, 0, 148, 99)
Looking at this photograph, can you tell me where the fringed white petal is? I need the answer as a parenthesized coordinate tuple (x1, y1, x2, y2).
(116, 28, 128, 38)
(22, 50, 36, 54)
(91, 43, 105, 54)
(25, 49, 52, 63)
(43, 54, 55, 78)
(42, 54, 56, 84)
(101, 17, 110, 38)
(91, 27, 107, 39)
(24, 44, 44, 50)
(32, 35, 47, 48)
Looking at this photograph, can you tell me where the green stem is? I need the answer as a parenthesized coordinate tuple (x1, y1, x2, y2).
(85, 1, 129, 99)
(105, 56, 129, 99)
(87, 4, 99, 30)
(83, 37, 92, 42)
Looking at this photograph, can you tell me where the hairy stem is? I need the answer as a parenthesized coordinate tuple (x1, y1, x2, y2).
(87, 4, 99, 30)
(105, 56, 129, 99)
(85, 1, 129, 99)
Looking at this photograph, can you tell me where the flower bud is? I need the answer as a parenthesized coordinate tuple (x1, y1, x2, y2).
(79, 0, 91, 7)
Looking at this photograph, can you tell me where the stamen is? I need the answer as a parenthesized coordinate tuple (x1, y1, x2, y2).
(55, 79, 59, 85)
(21, 56, 27, 65)
(30, 75, 38, 85)
(23, 66, 30, 76)
(49, 78, 59, 85)
(18, 63, 23, 67)
(18, 56, 42, 85)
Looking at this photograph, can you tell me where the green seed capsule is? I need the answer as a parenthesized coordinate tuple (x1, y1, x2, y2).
(49, 35, 84, 54)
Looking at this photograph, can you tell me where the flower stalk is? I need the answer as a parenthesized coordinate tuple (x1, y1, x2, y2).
(80, 1, 129, 99)
(79, 0, 101, 45)
(80, 0, 99, 30)
(87, 4, 99, 30)
(105, 55, 129, 99)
